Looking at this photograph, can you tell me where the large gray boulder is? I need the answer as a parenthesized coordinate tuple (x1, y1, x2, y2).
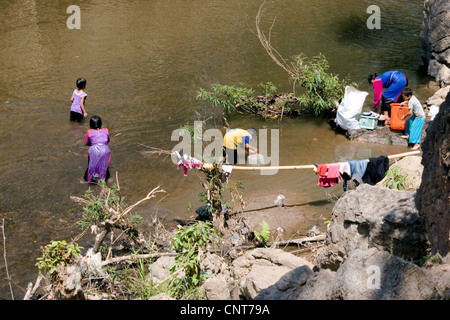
(254, 248, 449, 300)
(418, 92, 450, 257)
(315, 184, 428, 271)
(326, 248, 449, 300)
(231, 248, 313, 300)
(254, 266, 335, 300)
(421, 0, 450, 86)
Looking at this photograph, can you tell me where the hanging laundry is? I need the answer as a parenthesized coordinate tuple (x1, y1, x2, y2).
(339, 162, 351, 179)
(348, 159, 368, 185)
(222, 165, 233, 184)
(339, 162, 352, 191)
(314, 163, 328, 176)
(362, 156, 389, 185)
(316, 163, 341, 187)
(176, 152, 202, 176)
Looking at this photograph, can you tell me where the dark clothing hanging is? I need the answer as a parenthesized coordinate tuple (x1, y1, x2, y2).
(362, 156, 389, 185)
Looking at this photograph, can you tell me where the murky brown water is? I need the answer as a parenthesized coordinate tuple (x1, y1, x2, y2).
(0, 0, 433, 299)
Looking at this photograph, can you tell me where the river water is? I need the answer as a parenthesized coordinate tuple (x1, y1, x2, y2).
(0, 0, 434, 299)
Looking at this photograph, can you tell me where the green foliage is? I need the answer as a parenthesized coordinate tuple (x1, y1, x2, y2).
(292, 54, 351, 116)
(76, 181, 125, 230)
(258, 81, 278, 99)
(127, 257, 158, 300)
(254, 220, 270, 245)
(130, 214, 143, 228)
(197, 83, 264, 113)
(196, 55, 353, 118)
(382, 166, 416, 191)
(169, 222, 220, 293)
(36, 240, 83, 280)
(179, 122, 203, 144)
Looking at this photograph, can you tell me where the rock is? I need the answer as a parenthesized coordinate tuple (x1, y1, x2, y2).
(326, 248, 449, 300)
(202, 276, 238, 300)
(296, 268, 336, 300)
(421, 0, 450, 86)
(200, 252, 231, 278)
(231, 248, 313, 300)
(378, 156, 423, 190)
(149, 293, 176, 300)
(315, 184, 428, 271)
(346, 126, 408, 145)
(426, 85, 450, 108)
(306, 225, 321, 237)
(148, 256, 176, 283)
(418, 91, 450, 257)
(254, 265, 313, 300)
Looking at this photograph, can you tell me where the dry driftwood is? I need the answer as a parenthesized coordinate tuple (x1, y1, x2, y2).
(271, 234, 326, 246)
(100, 252, 178, 267)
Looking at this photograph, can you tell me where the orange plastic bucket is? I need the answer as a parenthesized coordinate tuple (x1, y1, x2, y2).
(390, 103, 410, 131)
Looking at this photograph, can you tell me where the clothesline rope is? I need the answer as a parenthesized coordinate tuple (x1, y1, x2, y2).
(229, 150, 421, 171)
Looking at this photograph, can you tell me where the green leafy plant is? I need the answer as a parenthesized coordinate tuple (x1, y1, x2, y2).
(169, 221, 219, 294)
(382, 166, 416, 191)
(197, 84, 263, 114)
(36, 240, 83, 280)
(74, 181, 125, 230)
(258, 81, 278, 99)
(254, 220, 270, 245)
(292, 54, 350, 116)
(179, 122, 203, 144)
(254, 4, 355, 117)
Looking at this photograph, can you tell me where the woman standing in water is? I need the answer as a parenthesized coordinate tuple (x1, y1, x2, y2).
(84, 115, 111, 182)
(368, 71, 408, 116)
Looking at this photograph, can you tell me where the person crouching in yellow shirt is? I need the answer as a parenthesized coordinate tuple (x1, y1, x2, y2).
(222, 128, 258, 164)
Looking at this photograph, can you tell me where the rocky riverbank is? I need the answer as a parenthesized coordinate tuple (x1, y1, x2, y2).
(146, 90, 450, 301)
(149, 156, 448, 300)
(421, 0, 450, 87)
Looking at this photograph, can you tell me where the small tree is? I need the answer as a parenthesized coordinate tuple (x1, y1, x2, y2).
(255, 2, 354, 116)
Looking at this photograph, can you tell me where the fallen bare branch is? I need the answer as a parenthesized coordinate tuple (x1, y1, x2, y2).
(271, 234, 326, 246)
(1, 218, 14, 300)
(100, 252, 177, 267)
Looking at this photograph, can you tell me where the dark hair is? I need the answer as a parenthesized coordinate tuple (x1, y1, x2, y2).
(368, 73, 378, 84)
(401, 87, 413, 97)
(247, 128, 257, 137)
(89, 115, 102, 129)
(76, 78, 87, 89)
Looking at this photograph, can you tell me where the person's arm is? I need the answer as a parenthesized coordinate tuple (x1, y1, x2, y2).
(246, 143, 258, 154)
(401, 110, 412, 120)
(80, 96, 87, 117)
(244, 135, 257, 154)
(84, 130, 91, 146)
(71, 93, 74, 102)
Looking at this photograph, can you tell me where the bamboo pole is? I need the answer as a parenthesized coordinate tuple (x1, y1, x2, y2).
(230, 150, 421, 171)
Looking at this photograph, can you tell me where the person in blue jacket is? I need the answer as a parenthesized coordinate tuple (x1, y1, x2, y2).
(368, 71, 408, 116)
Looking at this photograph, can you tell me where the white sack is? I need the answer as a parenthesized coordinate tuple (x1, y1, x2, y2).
(335, 86, 368, 131)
